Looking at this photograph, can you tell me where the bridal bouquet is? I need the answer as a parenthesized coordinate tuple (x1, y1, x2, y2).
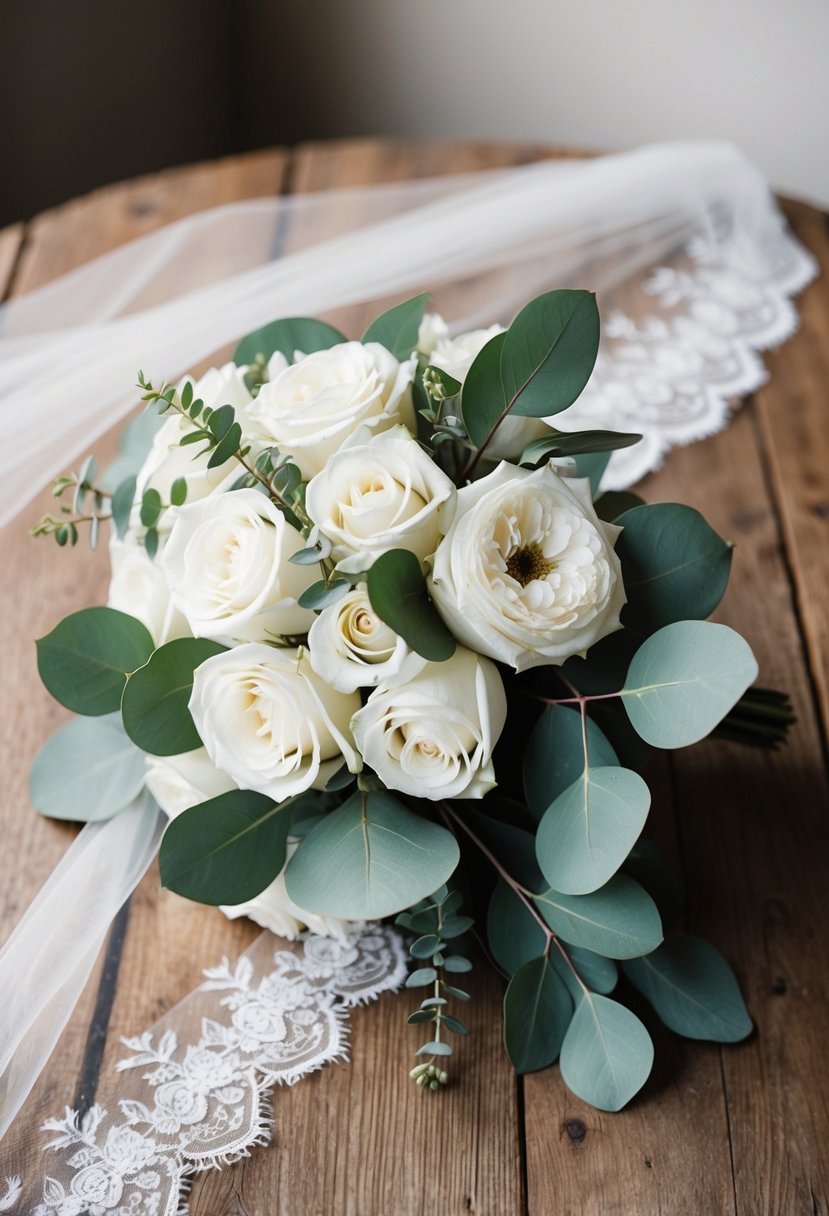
(31, 291, 790, 1112)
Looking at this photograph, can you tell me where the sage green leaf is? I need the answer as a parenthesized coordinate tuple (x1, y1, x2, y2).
(121, 638, 226, 756)
(361, 293, 430, 359)
(534, 875, 662, 959)
(524, 705, 618, 819)
(623, 936, 753, 1042)
(487, 880, 547, 976)
(461, 331, 508, 448)
(573, 450, 611, 496)
(233, 317, 346, 366)
(284, 791, 460, 919)
(552, 945, 618, 997)
(622, 621, 759, 748)
(616, 503, 733, 632)
(501, 290, 600, 418)
(29, 714, 146, 822)
(504, 956, 573, 1073)
(560, 992, 654, 1111)
(536, 766, 651, 895)
(159, 789, 291, 905)
(366, 549, 456, 661)
(111, 476, 137, 540)
(519, 429, 641, 467)
(298, 578, 351, 610)
(37, 608, 155, 716)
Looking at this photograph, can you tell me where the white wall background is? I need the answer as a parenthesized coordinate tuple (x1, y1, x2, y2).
(295, 0, 829, 206)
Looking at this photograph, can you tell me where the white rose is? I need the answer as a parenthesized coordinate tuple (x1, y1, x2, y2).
(161, 488, 316, 643)
(430, 323, 549, 461)
(190, 643, 361, 800)
(145, 747, 236, 819)
(304, 427, 456, 572)
(429, 462, 625, 671)
(108, 535, 189, 646)
(416, 312, 450, 357)
(221, 838, 351, 941)
(248, 341, 416, 479)
(308, 583, 427, 693)
(351, 646, 506, 800)
(136, 362, 255, 513)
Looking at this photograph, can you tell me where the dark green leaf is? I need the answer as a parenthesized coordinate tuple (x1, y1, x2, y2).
(551, 944, 618, 997)
(504, 956, 573, 1072)
(573, 450, 611, 496)
(36, 607, 154, 716)
(519, 429, 641, 467)
(159, 789, 291, 905)
(407, 1010, 436, 1025)
(140, 488, 162, 528)
(144, 527, 159, 560)
(487, 880, 547, 976)
(442, 1015, 469, 1036)
(501, 288, 599, 419)
(207, 421, 242, 469)
(361, 293, 431, 359)
(206, 403, 235, 440)
(523, 705, 618, 819)
(121, 638, 227, 756)
(459, 332, 508, 449)
(170, 477, 188, 507)
(366, 549, 455, 661)
(594, 490, 645, 523)
(234, 317, 346, 366)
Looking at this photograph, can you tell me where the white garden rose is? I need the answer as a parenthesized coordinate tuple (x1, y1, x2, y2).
(351, 646, 507, 800)
(161, 488, 316, 643)
(308, 583, 427, 693)
(429, 322, 549, 461)
(416, 312, 450, 357)
(304, 427, 456, 572)
(248, 341, 416, 479)
(221, 838, 350, 941)
(429, 462, 625, 672)
(108, 535, 189, 646)
(190, 643, 361, 800)
(144, 747, 237, 819)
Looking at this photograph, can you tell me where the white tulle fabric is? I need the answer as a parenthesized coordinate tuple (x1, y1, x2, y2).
(0, 140, 816, 526)
(0, 924, 406, 1214)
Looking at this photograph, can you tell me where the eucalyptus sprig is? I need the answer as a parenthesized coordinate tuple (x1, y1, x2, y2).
(32, 456, 111, 549)
(397, 885, 473, 1091)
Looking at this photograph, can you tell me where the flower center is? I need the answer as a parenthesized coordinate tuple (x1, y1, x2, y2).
(505, 542, 556, 587)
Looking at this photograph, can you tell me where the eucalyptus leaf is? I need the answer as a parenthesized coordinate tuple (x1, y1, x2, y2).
(623, 936, 753, 1042)
(234, 317, 346, 366)
(487, 880, 547, 976)
(594, 490, 645, 522)
(534, 874, 663, 959)
(551, 945, 618, 998)
(361, 293, 430, 359)
(622, 621, 759, 748)
(524, 704, 618, 819)
(159, 789, 292, 905)
(504, 956, 573, 1073)
(616, 503, 733, 632)
(573, 450, 611, 496)
(501, 290, 600, 419)
(366, 549, 455, 661)
(536, 766, 651, 895)
(30, 714, 146, 822)
(297, 579, 351, 611)
(519, 429, 641, 467)
(36, 607, 155, 716)
(560, 992, 654, 1111)
(121, 638, 227, 756)
(111, 476, 137, 540)
(460, 332, 508, 449)
(284, 791, 460, 919)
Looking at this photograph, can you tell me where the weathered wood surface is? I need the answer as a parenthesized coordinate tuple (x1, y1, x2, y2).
(1, 139, 827, 1215)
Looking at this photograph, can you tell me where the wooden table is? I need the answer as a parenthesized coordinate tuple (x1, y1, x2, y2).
(2, 140, 828, 1215)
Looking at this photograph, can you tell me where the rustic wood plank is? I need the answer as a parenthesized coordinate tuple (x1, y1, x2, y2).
(752, 199, 829, 740)
(0, 149, 288, 1174)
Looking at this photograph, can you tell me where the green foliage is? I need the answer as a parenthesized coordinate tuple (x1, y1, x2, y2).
(284, 791, 460, 919)
(100, 407, 166, 491)
(36, 607, 154, 716)
(623, 936, 752, 1042)
(523, 704, 618, 819)
(504, 956, 573, 1073)
(233, 317, 346, 367)
(594, 490, 645, 522)
(121, 638, 226, 756)
(534, 874, 663, 959)
(536, 766, 651, 895)
(552, 945, 618, 996)
(159, 789, 293, 905)
(616, 503, 733, 633)
(298, 578, 351, 611)
(361, 294, 431, 360)
(519, 429, 642, 467)
(29, 713, 146, 822)
(572, 449, 611, 496)
(366, 549, 456, 661)
(487, 880, 548, 976)
(111, 476, 137, 539)
(559, 992, 654, 1111)
(140, 488, 162, 528)
(460, 332, 507, 450)
(622, 621, 759, 748)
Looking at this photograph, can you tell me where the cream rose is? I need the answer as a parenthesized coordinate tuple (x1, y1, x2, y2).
(304, 427, 455, 572)
(308, 583, 427, 693)
(161, 488, 316, 643)
(221, 839, 350, 941)
(144, 747, 237, 819)
(351, 646, 506, 800)
(108, 535, 189, 646)
(429, 462, 625, 671)
(190, 643, 361, 800)
(248, 341, 416, 479)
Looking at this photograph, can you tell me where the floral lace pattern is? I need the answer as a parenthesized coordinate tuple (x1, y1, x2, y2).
(568, 214, 818, 489)
(5, 925, 406, 1216)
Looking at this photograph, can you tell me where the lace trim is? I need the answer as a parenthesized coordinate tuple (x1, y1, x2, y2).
(570, 213, 818, 489)
(6, 924, 406, 1216)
